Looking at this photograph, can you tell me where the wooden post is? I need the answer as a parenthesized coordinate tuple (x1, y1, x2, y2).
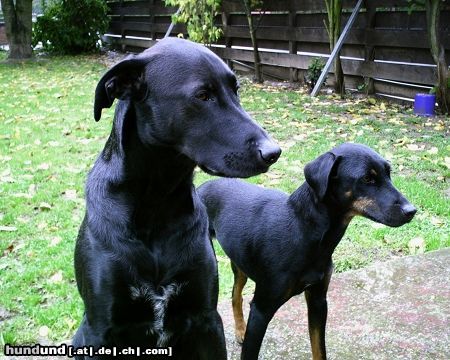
(149, 0, 156, 41)
(288, 1, 298, 82)
(311, 0, 364, 97)
(120, 0, 126, 52)
(164, 7, 182, 38)
(289, 9, 298, 82)
(364, 0, 376, 94)
(222, 11, 233, 69)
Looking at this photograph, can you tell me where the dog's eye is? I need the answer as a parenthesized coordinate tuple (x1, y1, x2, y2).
(195, 91, 211, 102)
(362, 175, 375, 184)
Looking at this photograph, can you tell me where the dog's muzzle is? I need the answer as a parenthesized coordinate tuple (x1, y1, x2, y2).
(257, 140, 281, 166)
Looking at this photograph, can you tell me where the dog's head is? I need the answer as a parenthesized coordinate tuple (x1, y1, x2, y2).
(304, 143, 416, 227)
(93, 38, 281, 178)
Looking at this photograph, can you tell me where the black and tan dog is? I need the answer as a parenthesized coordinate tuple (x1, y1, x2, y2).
(199, 143, 416, 360)
(73, 38, 281, 359)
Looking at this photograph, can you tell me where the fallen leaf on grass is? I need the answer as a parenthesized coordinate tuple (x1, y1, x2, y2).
(293, 134, 306, 141)
(0, 155, 12, 162)
(50, 236, 62, 247)
(65, 165, 84, 174)
(430, 216, 445, 227)
(3, 244, 14, 256)
(427, 147, 439, 155)
(444, 157, 450, 170)
(0, 226, 17, 232)
(408, 237, 425, 255)
(78, 138, 92, 145)
(406, 144, 425, 151)
(393, 137, 408, 147)
(37, 163, 50, 171)
(37, 221, 48, 230)
(39, 325, 50, 338)
(62, 189, 77, 200)
(265, 172, 282, 179)
(0, 176, 16, 184)
(49, 271, 63, 284)
(28, 184, 36, 196)
(0, 169, 14, 183)
(47, 140, 60, 147)
(37, 202, 52, 211)
(17, 215, 31, 224)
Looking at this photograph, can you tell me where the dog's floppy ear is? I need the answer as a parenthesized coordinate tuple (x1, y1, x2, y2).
(304, 152, 341, 201)
(94, 57, 149, 121)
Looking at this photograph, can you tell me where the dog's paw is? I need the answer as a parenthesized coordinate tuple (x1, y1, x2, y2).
(235, 326, 246, 344)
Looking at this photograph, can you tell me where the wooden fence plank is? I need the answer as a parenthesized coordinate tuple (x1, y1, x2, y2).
(107, 2, 176, 16)
(213, 47, 437, 85)
(108, 21, 185, 35)
(358, 61, 436, 85)
(104, 0, 449, 100)
(221, 26, 450, 49)
(374, 80, 432, 100)
(375, 47, 435, 64)
(222, 0, 370, 13)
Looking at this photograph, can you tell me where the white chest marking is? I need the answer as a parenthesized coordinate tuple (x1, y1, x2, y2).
(130, 282, 185, 346)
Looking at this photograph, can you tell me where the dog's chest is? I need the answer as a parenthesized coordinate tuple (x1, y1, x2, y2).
(129, 282, 185, 346)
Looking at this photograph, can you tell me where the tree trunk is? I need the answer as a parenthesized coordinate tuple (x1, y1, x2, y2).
(426, 0, 449, 114)
(249, 27, 262, 83)
(1, 0, 33, 60)
(325, 0, 345, 97)
(243, 0, 263, 83)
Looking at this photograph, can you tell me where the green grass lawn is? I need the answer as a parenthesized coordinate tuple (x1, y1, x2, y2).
(0, 52, 448, 347)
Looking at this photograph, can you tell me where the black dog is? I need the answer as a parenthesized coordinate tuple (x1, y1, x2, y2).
(73, 38, 281, 359)
(198, 143, 416, 360)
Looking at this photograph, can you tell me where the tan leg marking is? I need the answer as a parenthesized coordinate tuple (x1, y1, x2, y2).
(309, 327, 326, 360)
(232, 265, 248, 344)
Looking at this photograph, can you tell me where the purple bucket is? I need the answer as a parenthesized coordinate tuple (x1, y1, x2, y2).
(414, 93, 436, 116)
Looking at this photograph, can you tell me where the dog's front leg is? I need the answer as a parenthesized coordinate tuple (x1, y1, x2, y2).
(304, 265, 333, 360)
(241, 297, 279, 360)
(180, 309, 226, 360)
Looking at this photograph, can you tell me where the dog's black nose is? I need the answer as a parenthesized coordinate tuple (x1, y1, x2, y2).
(259, 141, 281, 165)
(401, 204, 417, 220)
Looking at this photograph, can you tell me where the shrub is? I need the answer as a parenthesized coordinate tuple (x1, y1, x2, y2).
(32, 0, 109, 54)
(164, 0, 222, 45)
(304, 57, 327, 92)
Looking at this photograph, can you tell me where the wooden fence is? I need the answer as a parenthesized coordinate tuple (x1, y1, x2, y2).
(104, 0, 450, 101)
